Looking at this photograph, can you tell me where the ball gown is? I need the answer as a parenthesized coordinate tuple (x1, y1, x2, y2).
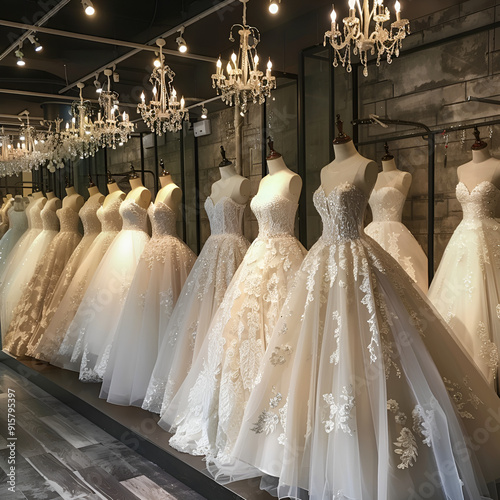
(209, 182, 500, 500)
(365, 186, 428, 292)
(100, 201, 196, 407)
(429, 180, 500, 387)
(159, 188, 307, 463)
(0, 205, 28, 277)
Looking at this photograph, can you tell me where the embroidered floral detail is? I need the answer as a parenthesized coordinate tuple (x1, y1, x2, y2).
(412, 405, 434, 447)
(443, 376, 483, 419)
(269, 388, 282, 409)
(478, 321, 499, 377)
(277, 398, 288, 445)
(322, 386, 356, 435)
(497, 304, 500, 319)
(251, 409, 279, 435)
(387, 399, 407, 425)
(329, 311, 341, 365)
(394, 428, 418, 469)
(270, 344, 293, 366)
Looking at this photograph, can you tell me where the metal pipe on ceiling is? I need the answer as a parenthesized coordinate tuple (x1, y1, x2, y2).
(58, 0, 238, 95)
(0, 88, 98, 102)
(0, 0, 71, 63)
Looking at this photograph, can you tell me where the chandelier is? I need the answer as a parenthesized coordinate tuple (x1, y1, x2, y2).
(324, 0, 410, 77)
(138, 39, 188, 135)
(211, 0, 276, 115)
(94, 69, 134, 149)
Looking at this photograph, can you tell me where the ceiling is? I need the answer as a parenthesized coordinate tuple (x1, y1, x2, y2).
(0, 0, 464, 130)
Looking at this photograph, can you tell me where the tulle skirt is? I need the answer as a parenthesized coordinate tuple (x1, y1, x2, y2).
(0, 218, 28, 278)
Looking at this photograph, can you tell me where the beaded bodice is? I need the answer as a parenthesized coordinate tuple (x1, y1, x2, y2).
(40, 205, 60, 231)
(79, 197, 102, 235)
(97, 199, 123, 232)
(148, 202, 177, 237)
(29, 201, 44, 230)
(205, 197, 245, 236)
(57, 207, 80, 233)
(314, 183, 368, 243)
(250, 191, 297, 238)
(456, 181, 500, 221)
(119, 198, 148, 232)
(368, 186, 405, 223)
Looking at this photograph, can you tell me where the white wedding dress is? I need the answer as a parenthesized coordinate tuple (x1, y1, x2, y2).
(159, 189, 307, 462)
(100, 201, 196, 407)
(36, 198, 123, 364)
(0, 206, 27, 277)
(64, 198, 149, 382)
(142, 196, 250, 414)
(429, 181, 500, 387)
(209, 182, 500, 500)
(365, 186, 428, 291)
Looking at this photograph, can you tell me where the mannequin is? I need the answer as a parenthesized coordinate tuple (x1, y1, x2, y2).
(321, 116, 378, 197)
(44, 191, 62, 211)
(457, 127, 500, 191)
(373, 143, 412, 196)
(210, 146, 250, 205)
(126, 164, 151, 208)
(104, 171, 125, 207)
(155, 159, 182, 212)
(13, 195, 24, 211)
(258, 138, 302, 203)
(62, 185, 84, 212)
(87, 175, 105, 204)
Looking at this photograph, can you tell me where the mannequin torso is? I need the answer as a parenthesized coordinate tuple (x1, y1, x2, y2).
(126, 177, 151, 209)
(211, 165, 250, 205)
(88, 185, 105, 204)
(13, 196, 24, 211)
(156, 174, 182, 213)
(32, 191, 47, 210)
(259, 156, 302, 203)
(321, 140, 378, 198)
(62, 186, 85, 212)
(104, 182, 126, 207)
(45, 192, 62, 212)
(457, 148, 500, 192)
(374, 158, 412, 197)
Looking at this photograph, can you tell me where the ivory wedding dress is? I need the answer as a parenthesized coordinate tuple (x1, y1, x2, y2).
(143, 196, 249, 414)
(34, 198, 123, 363)
(429, 180, 500, 387)
(209, 182, 500, 500)
(0, 204, 27, 277)
(365, 186, 428, 292)
(25, 196, 102, 357)
(3, 207, 82, 356)
(160, 189, 307, 461)
(61, 198, 149, 382)
(100, 201, 196, 407)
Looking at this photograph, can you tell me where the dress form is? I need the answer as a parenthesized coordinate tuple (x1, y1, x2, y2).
(88, 185, 105, 203)
(104, 174, 125, 207)
(374, 144, 412, 196)
(258, 139, 302, 203)
(210, 146, 250, 205)
(63, 186, 85, 212)
(13, 196, 24, 211)
(127, 166, 151, 209)
(45, 192, 62, 211)
(155, 159, 182, 213)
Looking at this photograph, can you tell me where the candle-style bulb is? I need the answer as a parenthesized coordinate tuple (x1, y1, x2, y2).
(395, 0, 401, 12)
(226, 62, 232, 74)
(254, 54, 259, 65)
(349, 0, 355, 9)
(330, 8, 337, 23)
(152, 86, 157, 96)
(140, 91, 145, 102)
(216, 57, 222, 68)
(231, 52, 237, 64)
(267, 59, 272, 70)
(180, 97, 185, 109)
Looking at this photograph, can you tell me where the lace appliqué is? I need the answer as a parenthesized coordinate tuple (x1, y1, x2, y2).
(329, 311, 341, 365)
(270, 344, 292, 366)
(322, 385, 356, 436)
(478, 321, 499, 378)
(444, 376, 483, 419)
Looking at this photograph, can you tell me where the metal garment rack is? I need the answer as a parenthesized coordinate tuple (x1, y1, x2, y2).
(353, 115, 500, 283)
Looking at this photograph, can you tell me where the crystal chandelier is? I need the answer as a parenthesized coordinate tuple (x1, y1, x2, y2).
(138, 39, 188, 135)
(324, 0, 410, 77)
(211, 0, 276, 115)
(94, 69, 134, 149)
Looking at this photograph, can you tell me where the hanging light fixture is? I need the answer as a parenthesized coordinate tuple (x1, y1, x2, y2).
(324, 0, 410, 77)
(201, 106, 208, 119)
(176, 27, 188, 53)
(15, 44, 25, 66)
(212, 0, 276, 115)
(82, 0, 95, 16)
(27, 34, 43, 52)
(138, 38, 188, 135)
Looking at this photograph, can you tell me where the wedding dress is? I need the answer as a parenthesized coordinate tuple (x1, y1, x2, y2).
(25, 196, 102, 357)
(142, 196, 250, 414)
(429, 180, 500, 387)
(2, 207, 82, 356)
(60, 198, 149, 381)
(209, 182, 500, 500)
(100, 201, 196, 407)
(365, 186, 428, 292)
(33, 198, 123, 363)
(159, 190, 307, 461)
(0, 203, 59, 332)
(0, 204, 27, 277)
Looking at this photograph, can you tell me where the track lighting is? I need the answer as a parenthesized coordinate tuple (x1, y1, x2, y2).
(113, 71, 119, 83)
(82, 0, 95, 16)
(15, 45, 25, 66)
(269, 0, 280, 14)
(201, 106, 208, 119)
(176, 27, 187, 53)
(94, 74, 102, 93)
(27, 34, 43, 52)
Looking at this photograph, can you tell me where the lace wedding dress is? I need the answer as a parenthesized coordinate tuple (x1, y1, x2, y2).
(159, 190, 307, 462)
(2, 207, 82, 356)
(0, 203, 59, 332)
(25, 196, 102, 357)
(209, 182, 500, 500)
(365, 186, 428, 291)
(0, 205, 27, 278)
(33, 198, 123, 363)
(143, 196, 249, 414)
(429, 181, 500, 387)
(59, 199, 149, 381)
(100, 201, 196, 407)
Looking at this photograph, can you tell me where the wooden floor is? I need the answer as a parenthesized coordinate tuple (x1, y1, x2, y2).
(0, 363, 206, 500)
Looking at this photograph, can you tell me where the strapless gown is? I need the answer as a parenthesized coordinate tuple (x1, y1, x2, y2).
(365, 186, 428, 292)
(143, 196, 249, 414)
(160, 189, 307, 462)
(3, 207, 82, 356)
(0, 208, 28, 278)
(209, 182, 500, 500)
(34, 198, 123, 363)
(429, 181, 500, 388)
(25, 196, 103, 357)
(100, 201, 196, 407)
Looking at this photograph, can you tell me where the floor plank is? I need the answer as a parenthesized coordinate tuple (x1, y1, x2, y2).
(121, 475, 178, 500)
(79, 443, 137, 481)
(0, 412, 47, 458)
(76, 466, 141, 500)
(40, 415, 98, 448)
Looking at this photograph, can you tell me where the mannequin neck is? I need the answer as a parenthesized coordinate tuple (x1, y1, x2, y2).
(108, 182, 120, 194)
(88, 185, 101, 196)
(33, 191, 44, 199)
(219, 164, 237, 180)
(267, 156, 288, 175)
(46, 191, 56, 200)
(66, 186, 76, 196)
(382, 158, 398, 172)
(6, 194, 12, 200)
(472, 147, 491, 163)
(159, 174, 174, 188)
(129, 177, 144, 190)
(13, 196, 24, 210)
(333, 140, 359, 162)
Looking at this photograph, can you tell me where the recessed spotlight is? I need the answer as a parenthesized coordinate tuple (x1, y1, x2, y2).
(269, 0, 280, 14)
(82, 0, 95, 16)
(176, 27, 187, 53)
